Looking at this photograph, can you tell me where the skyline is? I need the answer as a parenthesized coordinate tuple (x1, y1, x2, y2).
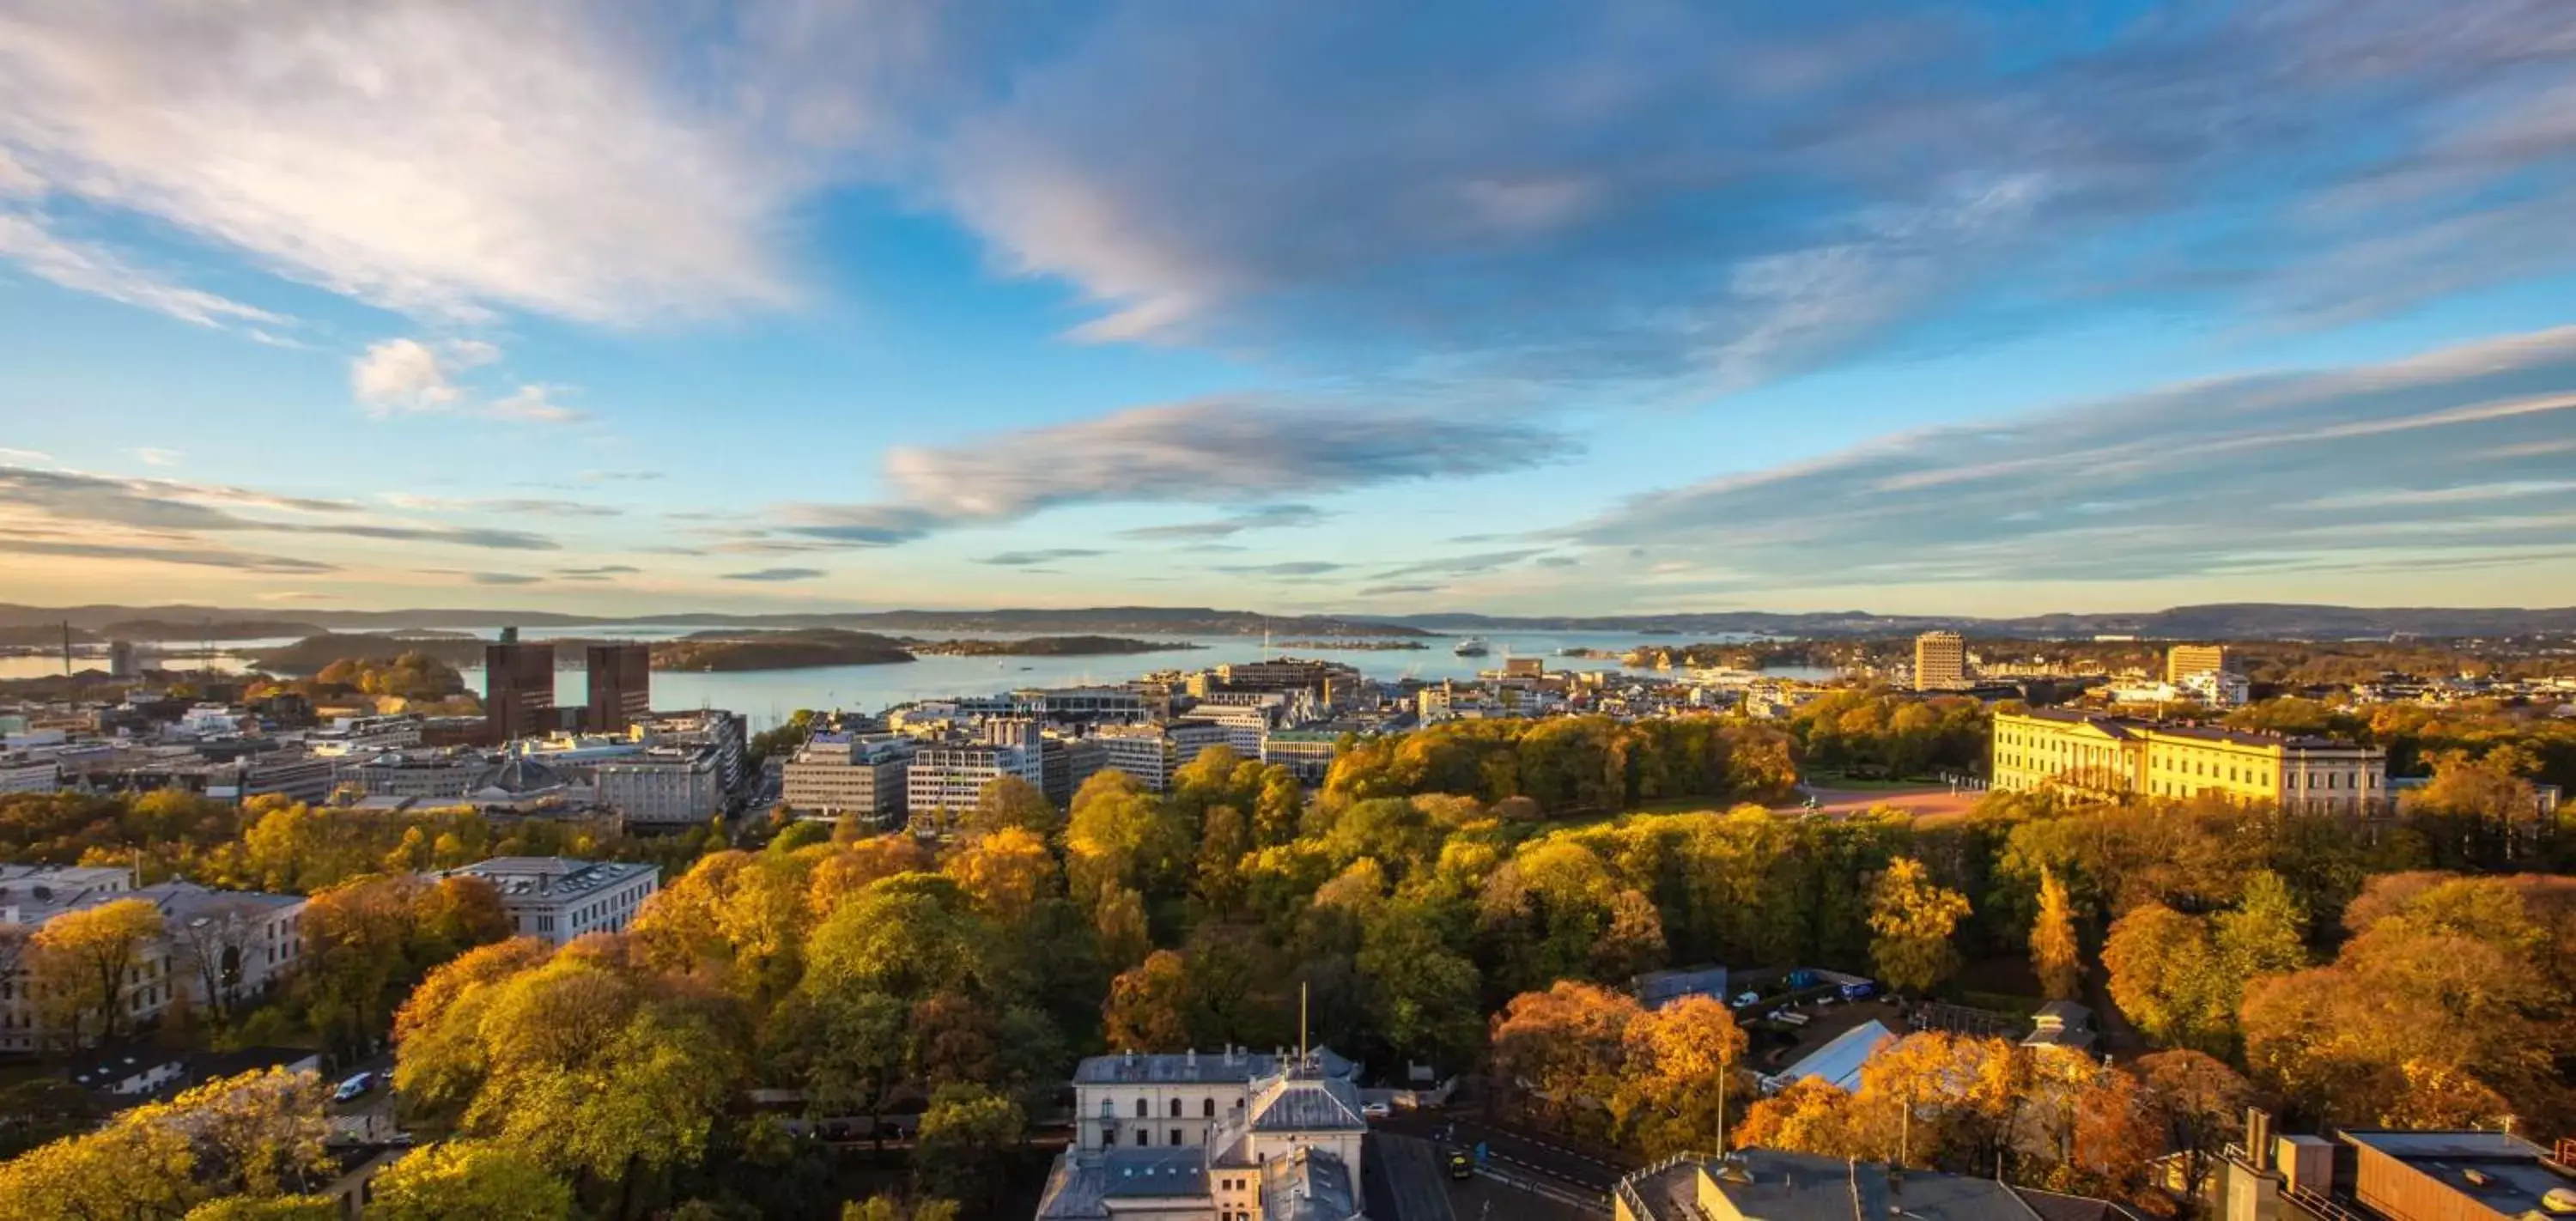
(7, 2, 2576, 616)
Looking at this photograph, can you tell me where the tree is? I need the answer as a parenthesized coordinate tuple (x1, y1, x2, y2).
(27, 897, 163, 1046)
(1488, 981, 1640, 1137)
(913, 1084, 1023, 1215)
(1868, 857, 1969, 993)
(2214, 870, 2307, 981)
(182, 1197, 337, 1220)
(368, 1140, 574, 1221)
(1103, 950, 1191, 1051)
(1356, 902, 1482, 1071)
(961, 775, 1057, 839)
(1066, 773, 1186, 907)
(1734, 1079, 1866, 1159)
(2137, 1050, 2252, 1217)
(2102, 903, 2229, 1053)
(0, 1069, 330, 1221)
(1614, 996, 1748, 1156)
(2029, 867, 2083, 1000)
(942, 828, 1056, 925)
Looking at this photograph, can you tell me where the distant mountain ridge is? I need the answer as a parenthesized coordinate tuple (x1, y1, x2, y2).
(3, 602, 2569, 641)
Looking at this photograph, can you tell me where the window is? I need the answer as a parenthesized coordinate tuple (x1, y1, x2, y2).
(1170, 1098, 1182, 1118)
(1135, 1098, 1148, 1118)
(1134, 1129, 1148, 1146)
(1204, 1097, 1216, 1118)
(1170, 1127, 1182, 1145)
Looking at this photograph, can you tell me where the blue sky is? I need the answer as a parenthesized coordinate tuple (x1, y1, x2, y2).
(3, 0, 2575, 617)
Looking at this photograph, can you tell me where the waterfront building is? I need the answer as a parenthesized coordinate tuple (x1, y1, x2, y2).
(483, 628, 556, 744)
(584, 643, 652, 733)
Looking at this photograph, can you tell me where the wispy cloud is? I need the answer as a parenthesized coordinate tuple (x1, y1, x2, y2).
(0, 463, 555, 550)
(721, 567, 828, 582)
(0, 536, 337, 574)
(383, 494, 624, 518)
(127, 447, 182, 467)
(0, 211, 287, 331)
(1571, 326, 2576, 586)
(419, 568, 544, 586)
(976, 548, 1108, 567)
(1119, 504, 1329, 540)
(553, 564, 641, 580)
(1357, 583, 1443, 597)
(1214, 561, 1347, 577)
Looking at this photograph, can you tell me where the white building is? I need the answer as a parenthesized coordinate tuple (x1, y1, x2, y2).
(342, 751, 477, 801)
(447, 857, 659, 945)
(906, 741, 1044, 822)
(0, 751, 59, 794)
(304, 715, 424, 757)
(1091, 722, 1230, 793)
(1260, 731, 1343, 784)
(1040, 1048, 1369, 1221)
(782, 732, 913, 826)
(595, 747, 727, 827)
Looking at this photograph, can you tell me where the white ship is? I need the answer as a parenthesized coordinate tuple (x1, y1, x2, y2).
(1451, 637, 1491, 657)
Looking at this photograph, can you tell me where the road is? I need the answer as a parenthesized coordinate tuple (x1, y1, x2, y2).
(1365, 1133, 1457, 1221)
(1780, 783, 1981, 822)
(1376, 1113, 1631, 1195)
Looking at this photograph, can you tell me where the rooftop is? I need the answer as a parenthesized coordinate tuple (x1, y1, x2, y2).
(2342, 1130, 2572, 1219)
(2008, 706, 2363, 750)
(1072, 1046, 1357, 1086)
(453, 857, 657, 900)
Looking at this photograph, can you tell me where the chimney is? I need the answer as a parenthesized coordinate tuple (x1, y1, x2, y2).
(2245, 1109, 2274, 1172)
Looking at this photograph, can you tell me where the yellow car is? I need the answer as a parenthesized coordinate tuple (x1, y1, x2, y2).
(1447, 1151, 1473, 1180)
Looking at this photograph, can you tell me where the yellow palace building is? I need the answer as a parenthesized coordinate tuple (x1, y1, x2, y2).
(1992, 707, 2386, 817)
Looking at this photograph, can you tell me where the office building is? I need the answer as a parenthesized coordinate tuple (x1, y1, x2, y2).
(447, 857, 659, 945)
(1042, 735, 1109, 806)
(342, 751, 476, 801)
(781, 732, 913, 826)
(1992, 708, 2385, 815)
(1039, 1048, 1367, 1221)
(2166, 643, 2230, 685)
(907, 740, 1045, 821)
(584, 643, 651, 733)
(595, 747, 728, 827)
(1260, 730, 1343, 784)
(108, 640, 137, 679)
(483, 628, 556, 744)
(1913, 630, 1967, 691)
(1091, 721, 1230, 793)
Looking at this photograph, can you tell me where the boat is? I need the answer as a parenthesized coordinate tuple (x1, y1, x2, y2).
(1452, 637, 1491, 657)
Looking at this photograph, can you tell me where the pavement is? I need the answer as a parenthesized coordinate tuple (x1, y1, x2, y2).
(1780, 783, 1982, 822)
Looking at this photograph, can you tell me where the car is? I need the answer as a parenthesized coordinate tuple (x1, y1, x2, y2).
(1360, 1101, 1392, 1120)
(333, 1072, 374, 1103)
(1447, 1150, 1473, 1180)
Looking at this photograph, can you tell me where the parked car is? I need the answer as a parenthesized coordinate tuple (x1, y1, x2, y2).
(1447, 1150, 1473, 1180)
(333, 1072, 374, 1103)
(1361, 1101, 1392, 1120)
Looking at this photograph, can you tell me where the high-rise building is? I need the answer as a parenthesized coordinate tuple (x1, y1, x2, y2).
(1912, 631, 1966, 691)
(584, 642, 651, 733)
(2166, 643, 2229, 684)
(108, 640, 137, 679)
(483, 627, 556, 744)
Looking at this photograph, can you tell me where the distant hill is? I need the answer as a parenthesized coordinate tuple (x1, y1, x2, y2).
(11, 601, 2572, 643)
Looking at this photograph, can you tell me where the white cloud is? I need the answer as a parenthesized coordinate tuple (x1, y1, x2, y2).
(352, 338, 461, 413)
(0, 3, 808, 325)
(128, 447, 182, 467)
(0, 211, 285, 330)
(483, 384, 587, 425)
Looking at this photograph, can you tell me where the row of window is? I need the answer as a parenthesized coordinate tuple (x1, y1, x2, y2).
(1133, 1096, 1220, 1118)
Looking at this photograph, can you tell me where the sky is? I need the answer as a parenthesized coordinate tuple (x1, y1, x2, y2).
(4, 0, 2576, 618)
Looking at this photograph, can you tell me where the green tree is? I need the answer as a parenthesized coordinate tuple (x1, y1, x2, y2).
(2215, 870, 2307, 981)
(913, 1084, 1024, 1214)
(962, 775, 1058, 840)
(1867, 857, 1970, 993)
(2101, 903, 2229, 1053)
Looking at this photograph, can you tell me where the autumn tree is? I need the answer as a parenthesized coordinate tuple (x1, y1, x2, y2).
(1066, 772, 1186, 907)
(2029, 866, 2083, 1000)
(368, 1140, 574, 1221)
(1613, 996, 1749, 1156)
(2136, 1050, 2252, 1217)
(1102, 950, 1192, 1051)
(942, 827, 1057, 925)
(1488, 981, 1640, 1139)
(0, 1069, 331, 1221)
(2103, 902, 2230, 1053)
(1868, 857, 1970, 993)
(961, 775, 1059, 840)
(27, 897, 162, 1046)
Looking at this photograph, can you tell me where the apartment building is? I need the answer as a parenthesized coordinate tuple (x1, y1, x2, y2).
(781, 732, 913, 826)
(447, 857, 659, 945)
(1913, 631, 1967, 691)
(1039, 1048, 1368, 1221)
(1993, 708, 2385, 815)
(1261, 730, 1343, 784)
